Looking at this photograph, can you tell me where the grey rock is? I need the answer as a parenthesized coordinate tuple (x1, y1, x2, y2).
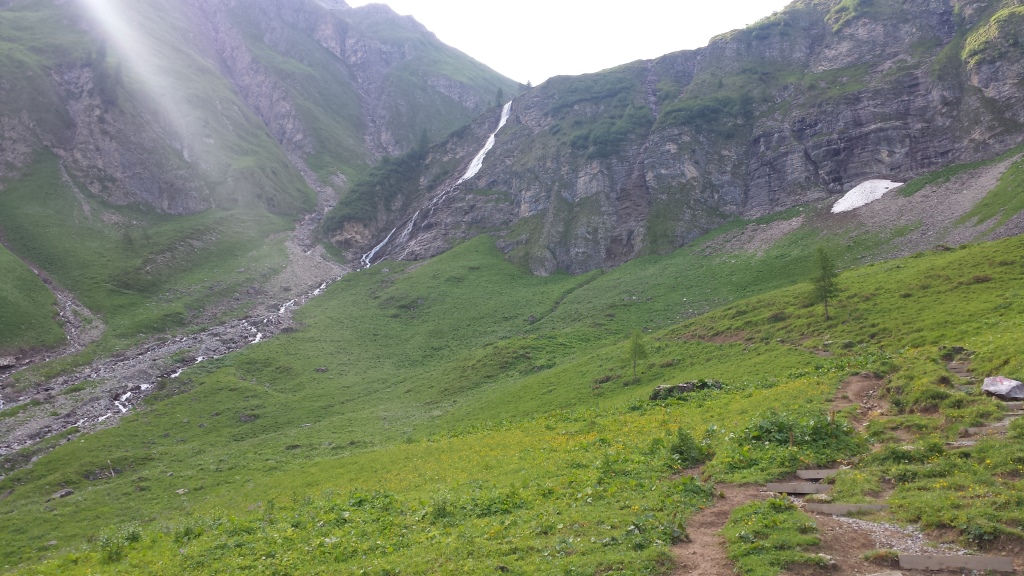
(330, 0, 1024, 275)
(48, 488, 74, 501)
(650, 380, 722, 400)
(983, 376, 1024, 400)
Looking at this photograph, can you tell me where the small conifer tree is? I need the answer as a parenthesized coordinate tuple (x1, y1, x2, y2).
(811, 246, 840, 320)
(626, 329, 649, 381)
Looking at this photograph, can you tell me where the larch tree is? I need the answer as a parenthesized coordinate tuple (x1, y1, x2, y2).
(626, 329, 649, 381)
(811, 246, 840, 320)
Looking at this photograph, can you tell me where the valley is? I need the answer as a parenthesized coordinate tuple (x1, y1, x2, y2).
(2, 0, 1024, 574)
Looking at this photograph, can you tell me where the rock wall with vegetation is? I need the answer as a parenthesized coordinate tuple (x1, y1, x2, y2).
(326, 0, 1024, 274)
(0, 0, 519, 215)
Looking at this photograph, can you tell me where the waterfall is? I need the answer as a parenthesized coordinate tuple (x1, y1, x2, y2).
(458, 100, 512, 184)
(360, 227, 397, 267)
(360, 100, 512, 268)
(398, 211, 420, 243)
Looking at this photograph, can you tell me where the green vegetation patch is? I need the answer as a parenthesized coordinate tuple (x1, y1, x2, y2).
(724, 497, 824, 576)
(0, 152, 292, 361)
(0, 244, 64, 353)
(959, 154, 1024, 227)
(963, 6, 1024, 68)
(899, 144, 1024, 197)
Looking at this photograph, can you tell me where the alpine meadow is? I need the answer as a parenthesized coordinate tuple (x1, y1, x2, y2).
(2, 0, 1024, 574)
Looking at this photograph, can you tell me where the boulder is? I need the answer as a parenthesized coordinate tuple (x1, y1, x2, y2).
(48, 488, 74, 501)
(650, 379, 722, 401)
(983, 376, 1024, 400)
(0, 356, 16, 369)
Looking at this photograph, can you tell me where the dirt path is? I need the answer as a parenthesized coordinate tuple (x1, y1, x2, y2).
(672, 483, 766, 575)
(833, 372, 888, 430)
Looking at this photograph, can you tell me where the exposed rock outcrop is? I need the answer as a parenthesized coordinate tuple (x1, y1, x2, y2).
(328, 0, 1024, 275)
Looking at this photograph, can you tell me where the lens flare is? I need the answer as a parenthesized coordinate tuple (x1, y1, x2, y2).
(75, 0, 196, 154)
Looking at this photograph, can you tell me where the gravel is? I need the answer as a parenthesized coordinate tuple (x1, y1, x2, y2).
(832, 516, 968, 556)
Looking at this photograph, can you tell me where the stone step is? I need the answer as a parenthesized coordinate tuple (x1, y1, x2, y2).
(796, 469, 840, 480)
(945, 440, 976, 448)
(1003, 401, 1023, 410)
(947, 362, 972, 374)
(805, 503, 888, 515)
(766, 482, 831, 494)
(899, 553, 1014, 573)
(965, 425, 1007, 437)
(955, 385, 976, 392)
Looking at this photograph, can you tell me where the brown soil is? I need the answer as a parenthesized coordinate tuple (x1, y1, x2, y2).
(780, 513, 880, 575)
(671, 483, 766, 575)
(782, 514, 970, 576)
(833, 373, 887, 428)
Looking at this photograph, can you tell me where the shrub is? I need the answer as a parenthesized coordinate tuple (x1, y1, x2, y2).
(669, 427, 712, 468)
(706, 410, 866, 482)
(97, 522, 142, 563)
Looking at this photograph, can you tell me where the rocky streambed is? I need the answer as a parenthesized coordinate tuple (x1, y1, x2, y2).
(0, 265, 344, 470)
(0, 170, 346, 474)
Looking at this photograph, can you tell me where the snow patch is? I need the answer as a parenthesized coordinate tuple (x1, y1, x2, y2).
(831, 180, 903, 213)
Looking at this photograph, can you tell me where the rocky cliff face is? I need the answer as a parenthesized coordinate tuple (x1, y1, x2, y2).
(0, 0, 519, 215)
(328, 0, 1024, 274)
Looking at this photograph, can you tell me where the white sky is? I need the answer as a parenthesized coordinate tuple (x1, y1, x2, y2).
(346, 0, 795, 84)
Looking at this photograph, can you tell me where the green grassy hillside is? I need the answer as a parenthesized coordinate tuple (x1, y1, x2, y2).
(0, 153, 292, 364)
(0, 245, 64, 354)
(3, 215, 1024, 573)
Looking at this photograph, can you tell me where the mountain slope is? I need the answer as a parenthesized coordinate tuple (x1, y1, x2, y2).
(0, 0, 518, 215)
(0, 0, 518, 355)
(4, 185, 1024, 572)
(0, 245, 64, 355)
(325, 0, 1024, 274)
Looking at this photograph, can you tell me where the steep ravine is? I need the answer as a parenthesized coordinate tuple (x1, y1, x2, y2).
(0, 186, 346, 473)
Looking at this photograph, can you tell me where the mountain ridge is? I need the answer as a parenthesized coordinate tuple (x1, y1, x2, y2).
(325, 0, 1024, 274)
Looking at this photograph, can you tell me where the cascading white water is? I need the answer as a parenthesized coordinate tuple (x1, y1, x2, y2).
(359, 101, 513, 268)
(398, 210, 420, 243)
(458, 100, 512, 184)
(360, 227, 397, 267)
